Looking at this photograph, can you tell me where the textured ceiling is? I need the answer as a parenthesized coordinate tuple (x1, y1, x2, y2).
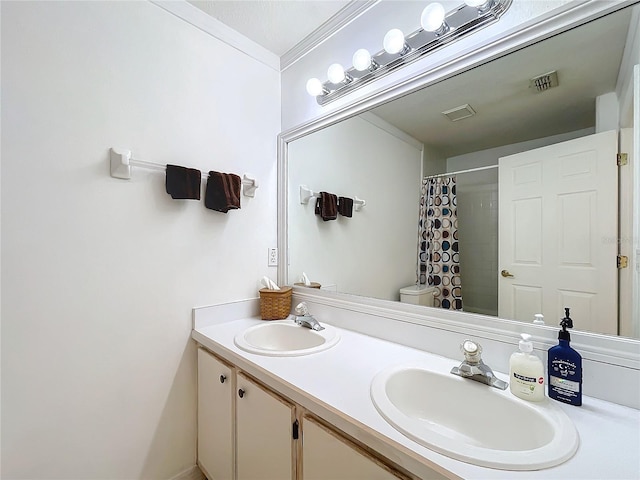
(370, 7, 632, 158)
(187, 0, 351, 56)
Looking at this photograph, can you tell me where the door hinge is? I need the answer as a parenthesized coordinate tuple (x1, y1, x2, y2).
(617, 153, 628, 166)
(292, 419, 299, 440)
(617, 255, 629, 269)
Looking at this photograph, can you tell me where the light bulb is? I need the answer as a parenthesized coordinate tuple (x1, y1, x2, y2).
(421, 3, 446, 32)
(306, 78, 324, 96)
(352, 49, 372, 71)
(465, 0, 489, 6)
(327, 63, 346, 83)
(383, 29, 406, 55)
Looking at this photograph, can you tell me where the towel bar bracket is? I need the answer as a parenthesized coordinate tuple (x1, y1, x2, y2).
(110, 148, 132, 180)
(299, 185, 316, 205)
(242, 174, 258, 197)
(354, 196, 366, 211)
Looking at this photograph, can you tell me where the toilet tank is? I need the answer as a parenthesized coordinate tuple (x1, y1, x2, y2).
(399, 285, 436, 307)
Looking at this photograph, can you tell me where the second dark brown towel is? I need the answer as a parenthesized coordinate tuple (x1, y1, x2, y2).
(205, 171, 241, 213)
(338, 196, 353, 217)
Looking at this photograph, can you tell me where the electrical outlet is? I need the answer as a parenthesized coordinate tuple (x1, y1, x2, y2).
(268, 247, 278, 266)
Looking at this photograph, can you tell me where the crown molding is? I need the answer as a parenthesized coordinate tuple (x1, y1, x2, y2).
(359, 112, 424, 150)
(280, 0, 379, 71)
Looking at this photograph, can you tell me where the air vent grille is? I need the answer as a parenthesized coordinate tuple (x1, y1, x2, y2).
(530, 70, 559, 93)
(442, 104, 476, 122)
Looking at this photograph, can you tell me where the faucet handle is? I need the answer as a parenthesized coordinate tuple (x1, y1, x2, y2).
(461, 339, 482, 364)
(294, 302, 309, 316)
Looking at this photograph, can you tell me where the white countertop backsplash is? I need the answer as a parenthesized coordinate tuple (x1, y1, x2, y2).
(192, 298, 640, 480)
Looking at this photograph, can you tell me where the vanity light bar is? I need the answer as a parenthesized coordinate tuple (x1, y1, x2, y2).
(307, 0, 512, 106)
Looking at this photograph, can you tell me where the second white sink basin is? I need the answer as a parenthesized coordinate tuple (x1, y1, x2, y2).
(234, 319, 340, 356)
(371, 363, 579, 470)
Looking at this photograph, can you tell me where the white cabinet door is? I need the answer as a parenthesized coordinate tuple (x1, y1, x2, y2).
(301, 416, 403, 480)
(236, 373, 295, 480)
(198, 348, 234, 480)
(498, 130, 618, 334)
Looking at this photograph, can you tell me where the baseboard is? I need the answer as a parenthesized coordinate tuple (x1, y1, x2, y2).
(169, 465, 206, 480)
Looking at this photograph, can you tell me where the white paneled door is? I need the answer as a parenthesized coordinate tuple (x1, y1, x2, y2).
(498, 130, 618, 335)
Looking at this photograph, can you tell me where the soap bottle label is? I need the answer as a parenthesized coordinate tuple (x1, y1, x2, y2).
(549, 376, 580, 393)
(512, 372, 544, 397)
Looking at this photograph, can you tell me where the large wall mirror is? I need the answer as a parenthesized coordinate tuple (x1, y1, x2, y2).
(282, 2, 639, 341)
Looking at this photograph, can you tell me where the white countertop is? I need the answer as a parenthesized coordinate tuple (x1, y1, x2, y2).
(192, 313, 640, 480)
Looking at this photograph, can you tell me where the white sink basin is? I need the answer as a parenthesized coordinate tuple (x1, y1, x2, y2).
(371, 363, 579, 470)
(234, 320, 340, 356)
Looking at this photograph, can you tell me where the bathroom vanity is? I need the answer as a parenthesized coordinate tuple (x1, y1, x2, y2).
(192, 295, 640, 480)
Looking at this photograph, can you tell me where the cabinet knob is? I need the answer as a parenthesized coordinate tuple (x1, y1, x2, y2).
(219, 375, 226, 383)
(238, 388, 245, 398)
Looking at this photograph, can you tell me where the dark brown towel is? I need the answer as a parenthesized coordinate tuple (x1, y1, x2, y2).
(315, 192, 338, 221)
(205, 171, 241, 213)
(338, 197, 353, 217)
(165, 164, 201, 200)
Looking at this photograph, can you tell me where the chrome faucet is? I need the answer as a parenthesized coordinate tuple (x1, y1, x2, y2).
(291, 302, 325, 331)
(450, 339, 508, 390)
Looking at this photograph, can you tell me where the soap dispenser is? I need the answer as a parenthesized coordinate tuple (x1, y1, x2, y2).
(509, 333, 545, 401)
(547, 308, 583, 406)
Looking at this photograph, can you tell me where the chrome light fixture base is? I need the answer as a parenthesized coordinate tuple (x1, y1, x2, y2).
(313, 0, 512, 106)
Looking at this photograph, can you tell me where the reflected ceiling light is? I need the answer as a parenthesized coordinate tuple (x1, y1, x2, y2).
(352, 48, 378, 72)
(306, 0, 512, 105)
(465, 0, 494, 12)
(421, 3, 448, 34)
(383, 29, 410, 55)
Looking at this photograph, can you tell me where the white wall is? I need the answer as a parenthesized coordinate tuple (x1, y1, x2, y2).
(446, 127, 595, 172)
(1, 2, 280, 479)
(288, 115, 421, 300)
(456, 182, 499, 316)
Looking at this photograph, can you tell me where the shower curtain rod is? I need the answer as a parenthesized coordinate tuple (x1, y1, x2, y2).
(423, 164, 498, 180)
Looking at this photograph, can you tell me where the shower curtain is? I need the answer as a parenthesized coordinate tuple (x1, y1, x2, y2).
(417, 176, 463, 310)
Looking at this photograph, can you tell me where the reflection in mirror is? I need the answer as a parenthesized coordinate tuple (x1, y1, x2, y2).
(287, 5, 639, 339)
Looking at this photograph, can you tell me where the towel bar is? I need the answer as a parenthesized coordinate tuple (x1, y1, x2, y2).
(299, 184, 366, 211)
(109, 147, 258, 197)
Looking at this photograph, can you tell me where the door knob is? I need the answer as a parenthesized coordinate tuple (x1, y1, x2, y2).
(238, 388, 245, 398)
(501, 269, 514, 278)
(219, 374, 226, 383)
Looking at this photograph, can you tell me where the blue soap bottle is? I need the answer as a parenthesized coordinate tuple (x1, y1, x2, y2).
(547, 308, 582, 406)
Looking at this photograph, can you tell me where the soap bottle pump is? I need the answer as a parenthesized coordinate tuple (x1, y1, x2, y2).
(547, 308, 583, 406)
(509, 333, 545, 401)
(533, 314, 545, 325)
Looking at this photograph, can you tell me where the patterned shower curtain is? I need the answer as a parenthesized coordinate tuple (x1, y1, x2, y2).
(417, 176, 463, 310)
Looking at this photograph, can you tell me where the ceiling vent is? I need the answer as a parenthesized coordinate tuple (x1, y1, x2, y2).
(530, 70, 559, 93)
(442, 104, 476, 122)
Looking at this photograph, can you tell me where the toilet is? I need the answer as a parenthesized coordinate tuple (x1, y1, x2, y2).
(399, 285, 436, 307)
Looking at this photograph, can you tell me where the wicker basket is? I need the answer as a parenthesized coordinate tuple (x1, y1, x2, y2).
(294, 282, 321, 289)
(258, 286, 293, 320)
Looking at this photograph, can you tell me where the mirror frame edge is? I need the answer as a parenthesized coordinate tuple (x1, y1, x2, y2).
(277, 0, 640, 366)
